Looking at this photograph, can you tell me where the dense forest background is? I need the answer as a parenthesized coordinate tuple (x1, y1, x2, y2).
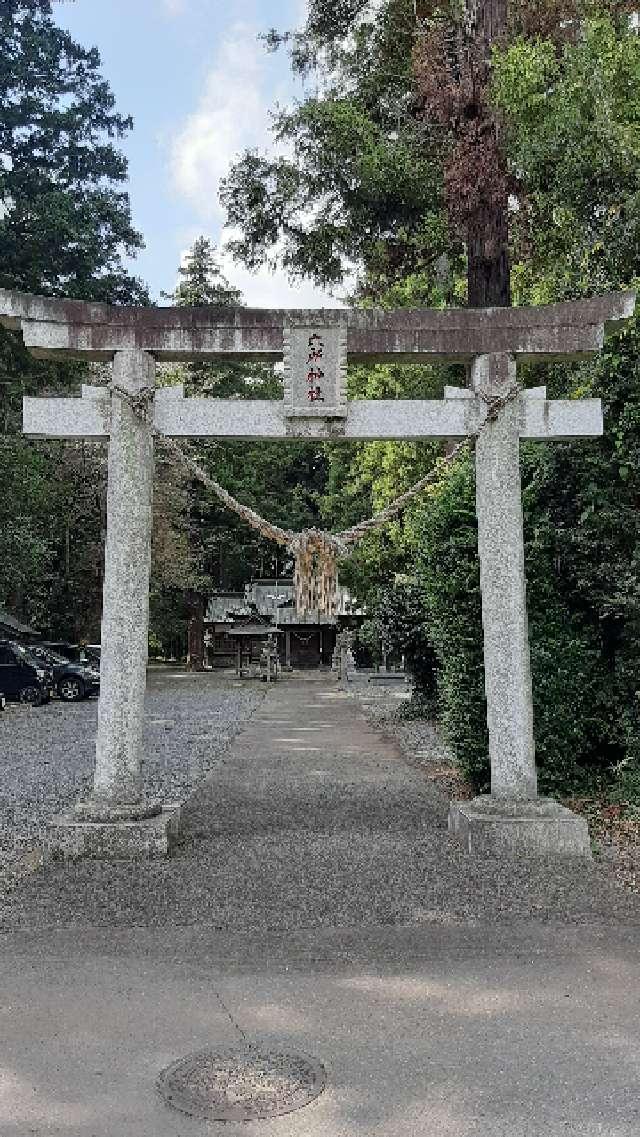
(2, 0, 640, 796)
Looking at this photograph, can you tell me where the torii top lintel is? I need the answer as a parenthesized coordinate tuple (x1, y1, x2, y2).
(0, 288, 635, 363)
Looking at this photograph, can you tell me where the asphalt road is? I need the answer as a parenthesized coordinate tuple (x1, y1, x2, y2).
(1, 674, 639, 1136)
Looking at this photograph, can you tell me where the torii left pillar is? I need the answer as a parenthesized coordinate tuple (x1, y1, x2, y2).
(55, 351, 180, 858)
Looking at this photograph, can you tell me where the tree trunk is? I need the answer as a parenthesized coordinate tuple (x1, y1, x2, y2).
(474, 0, 507, 47)
(466, 0, 510, 309)
(186, 592, 205, 671)
(467, 205, 511, 307)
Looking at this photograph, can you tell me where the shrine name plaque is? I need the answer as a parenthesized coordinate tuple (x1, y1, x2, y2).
(283, 323, 348, 418)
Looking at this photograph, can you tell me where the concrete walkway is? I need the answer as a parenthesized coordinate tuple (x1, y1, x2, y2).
(2, 676, 640, 1136)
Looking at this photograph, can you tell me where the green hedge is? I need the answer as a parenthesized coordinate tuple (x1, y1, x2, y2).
(412, 323, 640, 796)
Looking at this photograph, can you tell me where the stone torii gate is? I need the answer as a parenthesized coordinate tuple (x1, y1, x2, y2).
(2, 288, 635, 859)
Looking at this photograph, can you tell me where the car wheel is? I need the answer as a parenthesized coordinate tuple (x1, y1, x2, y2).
(58, 677, 85, 701)
(19, 685, 43, 707)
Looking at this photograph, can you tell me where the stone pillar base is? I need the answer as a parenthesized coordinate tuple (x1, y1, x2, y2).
(73, 799, 162, 822)
(448, 795, 591, 858)
(45, 803, 182, 861)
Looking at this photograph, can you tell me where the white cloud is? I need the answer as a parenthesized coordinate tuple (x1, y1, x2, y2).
(168, 19, 349, 309)
(171, 231, 342, 308)
(170, 23, 276, 221)
(162, 0, 187, 14)
(218, 240, 344, 308)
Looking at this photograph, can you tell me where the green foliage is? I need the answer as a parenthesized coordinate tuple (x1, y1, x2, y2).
(0, 0, 147, 303)
(492, 17, 640, 299)
(166, 237, 241, 308)
(407, 321, 640, 793)
(222, 99, 447, 294)
(413, 453, 489, 785)
(360, 576, 439, 701)
(0, 359, 108, 641)
(0, 435, 106, 639)
(0, 1, 146, 639)
(222, 0, 455, 299)
(148, 588, 190, 660)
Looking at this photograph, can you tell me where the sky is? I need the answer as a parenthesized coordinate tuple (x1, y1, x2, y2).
(55, 0, 337, 307)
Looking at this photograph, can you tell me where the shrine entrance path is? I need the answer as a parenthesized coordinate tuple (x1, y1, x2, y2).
(3, 675, 640, 1136)
(3, 673, 640, 932)
(4, 673, 640, 931)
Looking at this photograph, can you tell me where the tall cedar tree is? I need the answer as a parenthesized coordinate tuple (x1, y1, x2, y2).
(414, 0, 636, 304)
(223, 0, 636, 308)
(0, 0, 147, 303)
(163, 238, 243, 668)
(0, 0, 146, 637)
(414, 0, 511, 305)
(1, 0, 148, 424)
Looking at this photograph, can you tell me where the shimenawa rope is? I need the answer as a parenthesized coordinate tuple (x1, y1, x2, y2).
(109, 381, 520, 615)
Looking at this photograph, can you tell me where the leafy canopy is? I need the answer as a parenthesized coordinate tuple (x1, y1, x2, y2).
(492, 17, 640, 301)
(0, 0, 147, 642)
(0, 0, 147, 303)
(222, 0, 455, 301)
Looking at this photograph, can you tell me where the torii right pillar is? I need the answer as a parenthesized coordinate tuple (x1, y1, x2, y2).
(449, 352, 591, 856)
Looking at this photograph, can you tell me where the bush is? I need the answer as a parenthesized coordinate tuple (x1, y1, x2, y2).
(415, 455, 489, 786)
(412, 323, 640, 796)
(361, 577, 439, 709)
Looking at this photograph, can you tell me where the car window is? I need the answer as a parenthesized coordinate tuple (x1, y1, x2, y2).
(14, 644, 39, 667)
(35, 648, 66, 664)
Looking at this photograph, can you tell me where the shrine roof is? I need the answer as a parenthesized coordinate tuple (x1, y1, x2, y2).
(0, 289, 635, 363)
(226, 624, 285, 637)
(205, 597, 250, 623)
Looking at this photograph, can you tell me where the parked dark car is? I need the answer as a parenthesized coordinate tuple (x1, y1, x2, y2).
(28, 644, 100, 701)
(41, 641, 101, 668)
(0, 640, 54, 705)
(41, 641, 83, 663)
(82, 644, 101, 667)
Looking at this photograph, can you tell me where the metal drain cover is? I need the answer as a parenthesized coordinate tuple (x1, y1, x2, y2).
(157, 1046, 327, 1121)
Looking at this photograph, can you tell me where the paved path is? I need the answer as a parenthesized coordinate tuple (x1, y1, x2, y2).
(2, 675, 640, 1136)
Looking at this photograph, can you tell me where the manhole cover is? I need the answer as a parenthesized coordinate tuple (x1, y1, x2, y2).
(157, 1046, 327, 1121)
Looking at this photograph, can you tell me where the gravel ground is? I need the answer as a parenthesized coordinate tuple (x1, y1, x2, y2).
(348, 676, 474, 800)
(0, 668, 263, 892)
(4, 674, 640, 932)
(349, 676, 640, 896)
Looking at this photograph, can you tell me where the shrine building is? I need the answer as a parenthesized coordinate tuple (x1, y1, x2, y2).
(205, 579, 363, 671)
